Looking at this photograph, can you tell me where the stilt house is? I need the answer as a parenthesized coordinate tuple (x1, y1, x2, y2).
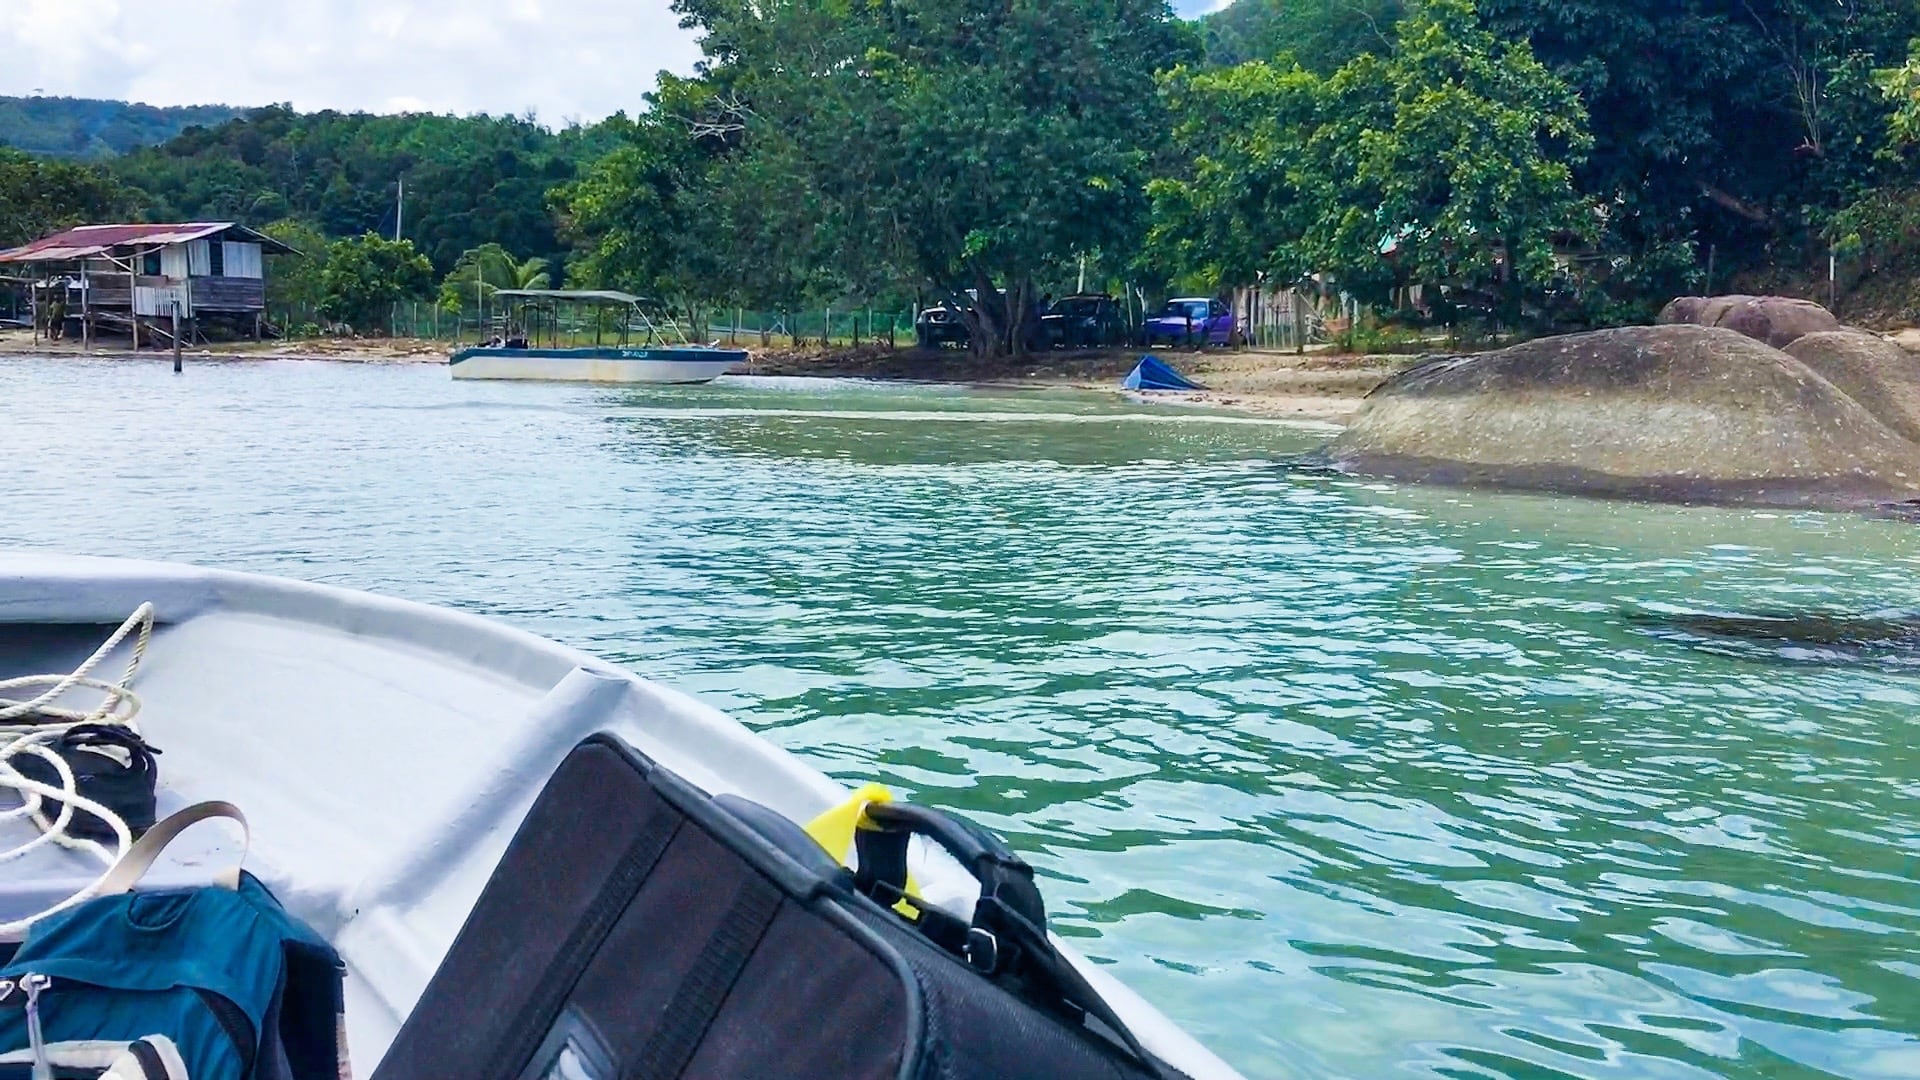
(0, 222, 298, 346)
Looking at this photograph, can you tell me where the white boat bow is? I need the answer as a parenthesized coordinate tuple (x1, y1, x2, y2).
(0, 553, 1240, 1079)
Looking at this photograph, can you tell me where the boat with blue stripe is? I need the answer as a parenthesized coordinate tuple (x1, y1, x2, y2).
(448, 289, 748, 384)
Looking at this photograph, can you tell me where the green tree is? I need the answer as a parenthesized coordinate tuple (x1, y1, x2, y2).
(0, 96, 245, 159)
(107, 106, 607, 274)
(0, 147, 131, 249)
(1201, 0, 1405, 71)
(1152, 0, 1592, 325)
(672, 0, 1196, 358)
(1881, 38, 1920, 145)
(1477, 0, 1920, 289)
(549, 80, 737, 334)
(438, 243, 552, 313)
(1144, 61, 1319, 292)
(259, 218, 328, 321)
(317, 233, 434, 333)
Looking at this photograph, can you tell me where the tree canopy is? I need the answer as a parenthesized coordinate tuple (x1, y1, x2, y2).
(106, 106, 612, 274)
(10, 0, 1920, 337)
(0, 96, 246, 160)
(1153, 0, 1591, 321)
(318, 234, 434, 331)
(0, 148, 132, 250)
(438, 243, 553, 313)
(1200, 0, 1405, 71)
(664, 0, 1197, 356)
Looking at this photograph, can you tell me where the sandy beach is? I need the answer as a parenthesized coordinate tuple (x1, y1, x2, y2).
(747, 343, 1415, 422)
(0, 328, 1411, 422)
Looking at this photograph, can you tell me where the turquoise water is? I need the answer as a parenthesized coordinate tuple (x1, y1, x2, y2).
(5, 356, 1920, 1079)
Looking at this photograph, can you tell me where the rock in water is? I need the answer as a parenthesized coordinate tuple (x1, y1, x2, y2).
(1783, 331, 1920, 445)
(1326, 325, 1920, 510)
(1657, 294, 1840, 348)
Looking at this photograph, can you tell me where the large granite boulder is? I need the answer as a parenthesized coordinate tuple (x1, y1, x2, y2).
(1325, 325, 1920, 510)
(1783, 330, 1920, 445)
(1658, 294, 1840, 348)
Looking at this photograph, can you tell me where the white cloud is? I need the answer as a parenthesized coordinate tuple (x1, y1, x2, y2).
(0, 0, 702, 122)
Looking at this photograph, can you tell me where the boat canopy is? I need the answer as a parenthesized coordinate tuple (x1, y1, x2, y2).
(491, 289, 645, 304)
(484, 289, 690, 348)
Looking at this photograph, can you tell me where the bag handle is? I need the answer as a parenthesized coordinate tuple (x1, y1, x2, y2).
(97, 801, 249, 897)
(853, 802, 1174, 1080)
(857, 802, 1045, 923)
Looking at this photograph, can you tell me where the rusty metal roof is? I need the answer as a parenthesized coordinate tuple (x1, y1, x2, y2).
(0, 222, 299, 262)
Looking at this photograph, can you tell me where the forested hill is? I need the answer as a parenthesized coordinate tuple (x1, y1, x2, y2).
(1198, 0, 1404, 70)
(105, 106, 621, 273)
(0, 96, 248, 159)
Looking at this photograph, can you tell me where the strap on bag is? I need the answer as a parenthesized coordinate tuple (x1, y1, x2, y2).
(96, 801, 249, 897)
(853, 802, 1175, 1080)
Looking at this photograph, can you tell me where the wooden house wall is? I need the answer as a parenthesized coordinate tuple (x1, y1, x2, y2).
(39, 235, 271, 319)
(189, 276, 265, 312)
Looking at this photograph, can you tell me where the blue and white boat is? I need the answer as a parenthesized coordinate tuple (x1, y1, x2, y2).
(448, 289, 748, 384)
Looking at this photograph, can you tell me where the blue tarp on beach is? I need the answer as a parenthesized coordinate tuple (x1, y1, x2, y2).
(1123, 355, 1204, 391)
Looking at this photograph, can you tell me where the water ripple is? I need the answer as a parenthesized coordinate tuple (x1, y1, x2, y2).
(4, 358, 1919, 1078)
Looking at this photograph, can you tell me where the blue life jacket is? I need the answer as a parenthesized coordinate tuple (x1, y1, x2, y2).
(0, 809, 346, 1080)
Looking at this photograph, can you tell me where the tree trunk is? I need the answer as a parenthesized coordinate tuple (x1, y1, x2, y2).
(952, 269, 1039, 362)
(961, 269, 1006, 361)
(1005, 276, 1034, 361)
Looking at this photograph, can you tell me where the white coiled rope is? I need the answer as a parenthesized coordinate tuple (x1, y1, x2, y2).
(0, 604, 155, 936)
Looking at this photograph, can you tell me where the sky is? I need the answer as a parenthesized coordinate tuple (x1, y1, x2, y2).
(2, 0, 1227, 122)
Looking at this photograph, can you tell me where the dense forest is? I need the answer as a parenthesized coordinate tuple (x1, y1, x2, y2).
(0, 96, 247, 159)
(5, 0, 1920, 352)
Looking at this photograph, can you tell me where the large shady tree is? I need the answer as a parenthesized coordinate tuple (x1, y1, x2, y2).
(672, 0, 1195, 359)
(1150, 0, 1593, 324)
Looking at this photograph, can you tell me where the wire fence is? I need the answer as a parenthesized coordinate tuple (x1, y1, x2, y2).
(266, 302, 920, 350)
(265, 297, 1332, 351)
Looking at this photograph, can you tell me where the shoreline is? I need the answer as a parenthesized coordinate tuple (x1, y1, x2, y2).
(745, 343, 1412, 423)
(0, 331, 1409, 423)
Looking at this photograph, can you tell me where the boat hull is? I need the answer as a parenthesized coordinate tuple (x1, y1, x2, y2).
(448, 346, 747, 384)
(0, 553, 1240, 1079)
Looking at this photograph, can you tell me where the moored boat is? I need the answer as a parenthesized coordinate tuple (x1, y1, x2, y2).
(448, 343, 748, 383)
(449, 288, 748, 384)
(0, 553, 1240, 1078)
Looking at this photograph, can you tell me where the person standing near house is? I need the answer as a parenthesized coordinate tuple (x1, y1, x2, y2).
(46, 286, 66, 341)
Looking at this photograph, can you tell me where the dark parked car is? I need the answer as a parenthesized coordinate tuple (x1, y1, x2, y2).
(1143, 297, 1236, 348)
(915, 294, 974, 348)
(1040, 293, 1128, 349)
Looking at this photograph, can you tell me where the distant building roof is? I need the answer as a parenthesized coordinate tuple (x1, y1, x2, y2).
(0, 222, 299, 263)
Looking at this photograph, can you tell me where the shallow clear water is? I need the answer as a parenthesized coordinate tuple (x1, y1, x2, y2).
(5, 356, 1920, 1079)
